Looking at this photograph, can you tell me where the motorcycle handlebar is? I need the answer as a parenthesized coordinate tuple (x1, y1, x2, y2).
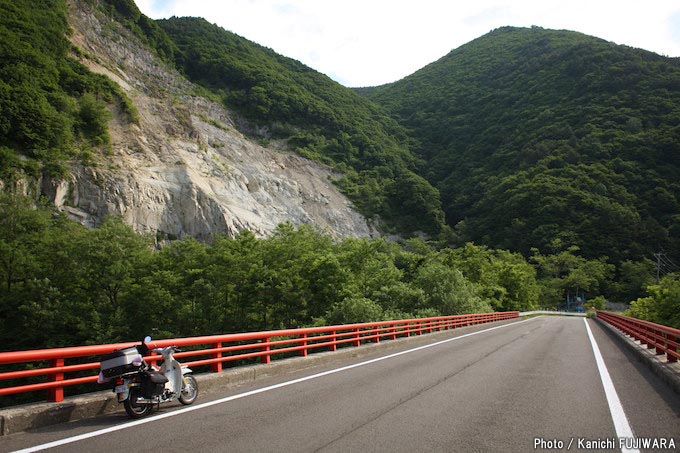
(151, 346, 180, 354)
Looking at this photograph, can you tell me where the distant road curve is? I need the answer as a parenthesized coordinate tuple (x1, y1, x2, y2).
(520, 310, 586, 317)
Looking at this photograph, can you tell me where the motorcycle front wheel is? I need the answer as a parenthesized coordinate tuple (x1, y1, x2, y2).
(123, 387, 153, 419)
(179, 375, 198, 405)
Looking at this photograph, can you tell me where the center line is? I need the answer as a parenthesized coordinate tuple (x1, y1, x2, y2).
(14, 317, 535, 453)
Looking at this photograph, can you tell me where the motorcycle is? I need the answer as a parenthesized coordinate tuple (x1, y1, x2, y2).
(98, 336, 199, 419)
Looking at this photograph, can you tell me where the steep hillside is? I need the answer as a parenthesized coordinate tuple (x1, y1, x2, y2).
(367, 27, 680, 263)
(1, 0, 374, 239)
(153, 16, 446, 235)
(0, 0, 133, 177)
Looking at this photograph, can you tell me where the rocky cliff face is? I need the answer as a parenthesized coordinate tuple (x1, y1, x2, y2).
(44, 0, 373, 240)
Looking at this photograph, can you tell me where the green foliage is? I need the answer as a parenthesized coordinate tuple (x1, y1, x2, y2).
(0, 0, 133, 176)
(439, 243, 541, 312)
(0, 195, 544, 351)
(326, 297, 384, 325)
(531, 244, 615, 308)
(77, 92, 112, 145)
(587, 295, 607, 311)
(611, 259, 656, 302)
(100, 0, 178, 63)
(105, 0, 141, 22)
(5, 12, 678, 336)
(367, 26, 680, 264)
(626, 273, 680, 329)
(625, 296, 657, 323)
(413, 261, 491, 315)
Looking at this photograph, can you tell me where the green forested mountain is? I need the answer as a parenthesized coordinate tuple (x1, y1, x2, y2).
(366, 26, 680, 265)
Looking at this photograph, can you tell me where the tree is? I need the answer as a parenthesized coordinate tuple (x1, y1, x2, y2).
(0, 193, 50, 293)
(413, 261, 490, 315)
(440, 243, 539, 311)
(626, 273, 680, 328)
(325, 296, 383, 325)
(77, 92, 111, 145)
(531, 246, 614, 308)
(335, 238, 402, 301)
(207, 230, 265, 332)
(610, 259, 655, 303)
(71, 218, 152, 341)
(386, 171, 446, 235)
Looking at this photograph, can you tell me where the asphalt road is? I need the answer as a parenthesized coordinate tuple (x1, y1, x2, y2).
(2, 317, 679, 452)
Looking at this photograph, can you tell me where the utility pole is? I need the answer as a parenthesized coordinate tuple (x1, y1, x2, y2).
(653, 251, 679, 284)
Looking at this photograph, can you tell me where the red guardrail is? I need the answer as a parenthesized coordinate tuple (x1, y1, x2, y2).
(0, 312, 518, 403)
(597, 311, 679, 363)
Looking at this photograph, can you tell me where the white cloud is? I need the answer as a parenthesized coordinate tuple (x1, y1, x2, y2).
(136, 0, 680, 87)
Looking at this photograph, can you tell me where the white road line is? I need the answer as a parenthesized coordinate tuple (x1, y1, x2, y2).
(583, 318, 639, 453)
(13, 317, 536, 453)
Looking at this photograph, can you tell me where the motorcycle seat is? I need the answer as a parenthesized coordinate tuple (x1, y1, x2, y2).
(146, 371, 169, 384)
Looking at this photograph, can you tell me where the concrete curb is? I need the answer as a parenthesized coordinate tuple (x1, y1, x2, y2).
(0, 319, 520, 436)
(594, 316, 680, 396)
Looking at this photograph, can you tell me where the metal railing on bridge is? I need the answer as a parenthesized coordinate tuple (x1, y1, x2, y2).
(597, 311, 679, 363)
(0, 312, 518, 403)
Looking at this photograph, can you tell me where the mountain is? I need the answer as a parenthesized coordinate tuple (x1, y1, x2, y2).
(366, 26, 680, 264)
(0, 0, 379, 239)
(3, 1, 680, 267)
(152, 16, 446, 235)
(78, 0, 446, 236)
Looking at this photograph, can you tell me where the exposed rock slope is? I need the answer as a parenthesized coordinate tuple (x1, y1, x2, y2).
(46, 0, 373, 239)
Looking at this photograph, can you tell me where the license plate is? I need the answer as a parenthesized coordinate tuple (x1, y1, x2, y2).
(115, 384, 127, 394)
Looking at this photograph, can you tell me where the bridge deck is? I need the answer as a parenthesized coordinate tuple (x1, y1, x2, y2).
(2, 317, 678, 452)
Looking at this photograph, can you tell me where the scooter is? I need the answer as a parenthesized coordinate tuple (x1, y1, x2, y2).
(98, 336, 199, 419)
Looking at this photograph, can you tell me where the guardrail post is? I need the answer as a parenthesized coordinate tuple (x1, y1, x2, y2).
(329, 330, 337, 351)
(640, 324, 647, 345)
(373, 326, 380, 343)
(47, 358, 64, 402)
(211, 342, 223, 372)
(645, 325, 655, 349)
(655, 328, 665, 355)
(352, 328, 360, 347)
(300, 333, 308, 357)
(261, 337, 271, 364)
(668, 335, 678, 363)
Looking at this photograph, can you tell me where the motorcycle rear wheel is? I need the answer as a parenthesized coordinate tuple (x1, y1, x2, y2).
(179, 375, 198, 405)
(124, 387, 153, 419)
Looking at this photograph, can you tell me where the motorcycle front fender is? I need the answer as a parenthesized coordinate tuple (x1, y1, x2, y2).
(181, 366, 193, 375)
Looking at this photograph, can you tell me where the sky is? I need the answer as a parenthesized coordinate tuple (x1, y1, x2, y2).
(136, 0, 680, 87)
